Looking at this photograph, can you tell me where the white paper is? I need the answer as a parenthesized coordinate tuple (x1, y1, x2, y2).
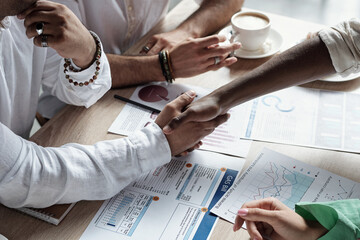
(211, 148, 360, 223)
(235, 86, 360, 153)
(80, 151, 245, 240)
(109, 82, 251, 157)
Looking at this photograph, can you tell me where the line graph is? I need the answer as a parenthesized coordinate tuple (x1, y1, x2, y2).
(229, 162, 314, 213)
(324, 180, 356, 201)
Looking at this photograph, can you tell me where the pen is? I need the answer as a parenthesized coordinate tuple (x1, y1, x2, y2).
(114, 94, 161, 113)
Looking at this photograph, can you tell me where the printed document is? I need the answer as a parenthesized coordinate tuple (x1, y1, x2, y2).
(80, 151, 245, 240)
(235, 86, 360, 153)
(109, 82, 251, 157)
(211, 148, 360, 223)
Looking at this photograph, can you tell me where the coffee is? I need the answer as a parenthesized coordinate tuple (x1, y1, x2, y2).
(231, 11, 271, 51)
(233, 14, 269, 30)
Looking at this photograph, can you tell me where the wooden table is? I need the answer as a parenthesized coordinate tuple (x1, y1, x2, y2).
(1, 1, 360, 239)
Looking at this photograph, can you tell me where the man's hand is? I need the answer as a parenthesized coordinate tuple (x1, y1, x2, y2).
(233, 198, 328, 240)
(169, 35, 240, 78)
(156, 90, 229, 156)
(18, 0, 96, 69)
(141, 29, 189, 55)
(163, 92, 225, 134)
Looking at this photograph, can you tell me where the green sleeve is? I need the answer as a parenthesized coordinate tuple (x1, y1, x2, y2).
(295, 199, 360, 240)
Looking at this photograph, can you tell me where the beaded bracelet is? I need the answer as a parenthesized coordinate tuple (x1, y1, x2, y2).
(158, 50, 174, 83)
(64, 31, 102, 87)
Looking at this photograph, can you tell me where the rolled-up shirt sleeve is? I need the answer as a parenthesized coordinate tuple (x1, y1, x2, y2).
(295, 199, 360, 240)
(319, 19, 360, 76)
(41, 32, 111, 108)
(0, 122, 171, 208)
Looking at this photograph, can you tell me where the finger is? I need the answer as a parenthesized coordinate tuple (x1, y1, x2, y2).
(241, 197, 287, 211)
(237, 208, 279, 226)
(33, 34, 53, 48)
(186, 141, 202, 152)
(23, 10, 53, 28)
(233, 215, 245, 232)
(205, 57, 238, 71)
(203, 53, 231, 68)
(246, 220, 263, 240)
(205, 43, 241, 58)
(170, 90, 197, 110)
(196, 35, 227, 48)
(17, 0, 55, 19)
(175, 151, 189, 157)
(147, 42, 163, 55)
(202, 113, 230, 130)
(140, 42, 155, 54)
(26, 22, 55, 39)
(163, 110, 195, 134)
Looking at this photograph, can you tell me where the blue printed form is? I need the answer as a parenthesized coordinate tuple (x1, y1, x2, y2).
(80, 151, 245, 240)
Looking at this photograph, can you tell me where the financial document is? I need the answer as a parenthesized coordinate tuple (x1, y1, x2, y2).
(235, 87, 360, 153)
(80, 151, 245, 240)
(211, 148, 360, 223)
(109, 82, 251, 157)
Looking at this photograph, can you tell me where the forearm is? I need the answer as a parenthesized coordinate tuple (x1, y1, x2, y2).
(177, 0, 244, 38)
(0, 123, 170, 208)
(108, 54, 164, 88)
(212, 36, 335, 112)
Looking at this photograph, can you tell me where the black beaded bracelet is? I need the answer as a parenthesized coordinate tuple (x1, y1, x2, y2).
(158, 50, 174, 83)
(64, 31, 102, 87)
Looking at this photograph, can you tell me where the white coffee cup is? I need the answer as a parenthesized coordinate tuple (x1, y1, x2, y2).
(231, 11, 271, 51)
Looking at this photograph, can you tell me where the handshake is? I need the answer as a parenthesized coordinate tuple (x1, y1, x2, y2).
(155, 90, 229, 156)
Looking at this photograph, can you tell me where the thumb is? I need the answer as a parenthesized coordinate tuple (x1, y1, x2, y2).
(163, 90, 196, 134)
(172, 90, 196, 109)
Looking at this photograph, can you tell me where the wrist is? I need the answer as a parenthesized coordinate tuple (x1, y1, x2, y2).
(210, 89, 232, 114)
(72, 33, 97, 69)
(307, 221, 328, 239)
(149, 55, 166, 81)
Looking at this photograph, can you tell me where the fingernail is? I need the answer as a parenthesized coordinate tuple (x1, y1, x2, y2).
(234, 42, 241, 48)
(237, 209, 248, 217)
(163, 125, 172, 133)
(185, 90, 196, 98)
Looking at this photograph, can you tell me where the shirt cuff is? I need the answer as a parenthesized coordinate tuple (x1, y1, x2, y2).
(128, 122, 171, 173)
(295, 200, 360, 240)
(319, 19, 360, 77)
(60, 31, 111, 108)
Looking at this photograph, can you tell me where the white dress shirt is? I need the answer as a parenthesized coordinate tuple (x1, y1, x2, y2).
(0, 16, 171, 208)
(38, 0, 170, 118)
(319, 19, 360, 76)
(77, 0, 170, 54)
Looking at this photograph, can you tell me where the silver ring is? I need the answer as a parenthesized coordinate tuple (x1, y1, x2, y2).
(41, 35, 48, 48)
(142, 46, 150, 53)
(36, 22, 44, 36)
(214, 56, 220, 65)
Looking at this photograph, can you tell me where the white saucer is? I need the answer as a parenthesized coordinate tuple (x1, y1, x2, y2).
(218, 26, 283, 59)
(319, 72, 360, 82)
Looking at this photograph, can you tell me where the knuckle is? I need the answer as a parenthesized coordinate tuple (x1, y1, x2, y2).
(212, 35, 221, 43)
(57, 3, 67, 11)
(185, 108, 195, 116)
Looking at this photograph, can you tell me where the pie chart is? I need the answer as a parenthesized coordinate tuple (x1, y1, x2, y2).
(138, 85, 169, 102)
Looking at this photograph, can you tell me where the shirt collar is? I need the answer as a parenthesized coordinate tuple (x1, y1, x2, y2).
(0, 17, 11, 29)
